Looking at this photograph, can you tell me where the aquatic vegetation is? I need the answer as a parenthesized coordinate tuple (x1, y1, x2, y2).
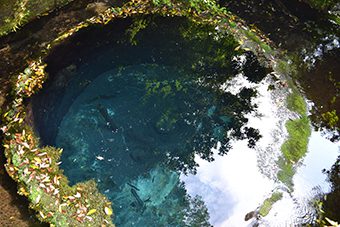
(258, 192, 283, 217)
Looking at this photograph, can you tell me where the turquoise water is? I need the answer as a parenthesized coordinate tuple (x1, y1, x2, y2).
(32, 17, 265, 226)
(55, 63, 233, 225)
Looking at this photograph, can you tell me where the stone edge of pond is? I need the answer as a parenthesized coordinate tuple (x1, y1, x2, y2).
(0, 0, 311, 225)
(0, 0, 76, 37)
(1, 59, 114, 226)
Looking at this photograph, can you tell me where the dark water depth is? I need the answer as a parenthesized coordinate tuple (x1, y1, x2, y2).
(32, 17, 266, 226)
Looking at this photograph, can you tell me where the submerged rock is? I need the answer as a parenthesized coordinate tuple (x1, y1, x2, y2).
(244, 210, 258, 221)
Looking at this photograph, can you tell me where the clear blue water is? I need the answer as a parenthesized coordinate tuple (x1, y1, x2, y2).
(32, 17, 265, 226)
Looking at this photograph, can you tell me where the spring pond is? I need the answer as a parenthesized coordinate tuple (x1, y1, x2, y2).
(31, 17, 339, 226)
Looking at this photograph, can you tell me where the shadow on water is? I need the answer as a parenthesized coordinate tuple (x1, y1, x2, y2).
(323, 155, 340, 222)
(221, 0, 340, 134)
(220, 0, 339, 51)
(31, 16, 267, 226)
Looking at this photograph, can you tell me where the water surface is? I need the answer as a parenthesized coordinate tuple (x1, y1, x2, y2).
(31, 16, 339, 226)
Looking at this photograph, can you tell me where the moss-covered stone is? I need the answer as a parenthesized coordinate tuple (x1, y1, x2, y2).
(281, 116, 311, 163)
(2, 59, 114, 226)
(259, 192, 283, 217)
(287, 91, 307, 117)
(0, 0, 74, 37)
(277, 88, 311, 190)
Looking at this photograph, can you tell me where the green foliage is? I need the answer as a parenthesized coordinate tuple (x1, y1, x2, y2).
(305, 0, 338, 10)
(260, 43, 272, 53)
(175, 79, 183, 91)
(144, 76, 189, 102)
(244, 30, 262, 46)
(184, 195, 211, 227)
(322, 110, 339, 128)
(152, 0, 172, 6)
(126, 17, 149, 45)
(259, 192, 283, 217)
(328, 14, 340, 25)
(180, 20, 240, 85)
(0, 0, 30, 36)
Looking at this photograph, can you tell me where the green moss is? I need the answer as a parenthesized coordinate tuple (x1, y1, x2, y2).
(277, 88, 311, 189)
(260, 43, 272, 53)
(0, 0, 29, 36)
(277, 158, 294, 190)
(244, 30, 262, 45)
(0, 0, 74, 37)
(229, 21, 237, 28)
(275, 60, 292, 76)
(286, 91, 307, 116)
(259, 192, 283, 217)
(281, 116, 311, 163)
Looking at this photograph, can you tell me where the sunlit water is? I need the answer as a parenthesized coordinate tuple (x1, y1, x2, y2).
(32, 17, 339, 226)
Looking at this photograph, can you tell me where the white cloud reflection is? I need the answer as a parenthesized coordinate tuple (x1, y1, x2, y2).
(181, 75, 339, 226)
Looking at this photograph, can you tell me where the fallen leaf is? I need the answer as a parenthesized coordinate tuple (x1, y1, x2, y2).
(104, 207, 113, 216)
(87, 209, 96, 215)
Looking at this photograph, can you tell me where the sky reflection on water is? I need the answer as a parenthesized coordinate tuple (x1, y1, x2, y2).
(182, 130, 339, 226)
